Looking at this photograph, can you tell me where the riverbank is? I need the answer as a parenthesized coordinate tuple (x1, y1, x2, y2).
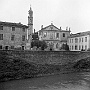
(0, 50, 90, 82)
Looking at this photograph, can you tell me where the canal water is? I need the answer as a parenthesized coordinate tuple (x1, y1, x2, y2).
(0, 72, 90, 90)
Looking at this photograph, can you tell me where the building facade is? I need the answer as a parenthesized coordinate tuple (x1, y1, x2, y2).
(0, 21, 28, 50)
(67, 31, 90, 51)
(38, 23, 70, 50)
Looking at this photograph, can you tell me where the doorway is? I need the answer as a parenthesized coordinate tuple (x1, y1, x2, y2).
(5, 46, 9, 50)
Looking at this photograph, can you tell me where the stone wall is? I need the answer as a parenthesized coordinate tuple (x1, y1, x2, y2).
(0, 50, 89, 65)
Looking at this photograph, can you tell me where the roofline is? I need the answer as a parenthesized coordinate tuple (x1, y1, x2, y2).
(68, 31, 90, 38)
(38, 24, 70, 32)
(39, 29, 70, 32)
(0, 21, 28, 28)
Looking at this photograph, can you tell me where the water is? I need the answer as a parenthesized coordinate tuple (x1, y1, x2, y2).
(0, 72, 90, 90)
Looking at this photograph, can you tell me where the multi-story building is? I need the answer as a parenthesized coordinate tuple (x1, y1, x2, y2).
(0, 21, 28, 50)
(38, 23, 70, 50)
(67, 31, 90, 51)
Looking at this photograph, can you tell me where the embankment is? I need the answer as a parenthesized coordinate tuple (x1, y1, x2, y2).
(0, 50, 90, 82)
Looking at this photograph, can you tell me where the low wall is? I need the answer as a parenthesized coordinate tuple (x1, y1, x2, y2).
(0, 50, 90, 65)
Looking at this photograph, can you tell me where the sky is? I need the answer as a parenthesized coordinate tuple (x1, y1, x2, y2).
(0, 0, 90, 33)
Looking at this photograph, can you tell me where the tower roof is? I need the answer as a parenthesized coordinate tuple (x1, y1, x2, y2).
(29, 5, 33, 11)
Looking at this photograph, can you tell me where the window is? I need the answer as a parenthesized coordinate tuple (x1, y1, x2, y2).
(72, 46, 73, 50)
(75, 45, 78, 50)
(69, 46, 71, 50)
(85, 45, 87, 50)
(22, 27, 25, 32)
(79, 45, 81, 50)
(75, 38, 78, 43)
(5, 46, 9, 50)
(12, 27, 15, 31)
(0, 34, 3, 40)
(72, 39, 73, 43)
(56, 43, 59, 48)
(22, 35, 25, 41)
(85, 37, 87, 42)
(11, 46, 14, 49)
(43, 32, 47, 37)
(79, 38, 81, 42)
(63, 33, 65, 37)
(56, 33, 59, 38)
(22, 46, 24, 50)
(0, 25, 3, 30)
(82, 38, 83, 42)
(82, 45, 83, 50)
(70, 39, 71, 43)
(0, 45, 2, 49)
(11, 35, 15, 41)
(50, 33, 53, 39)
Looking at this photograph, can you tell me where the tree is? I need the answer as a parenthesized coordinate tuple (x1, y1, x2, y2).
(61, 43, 69, 50)
(31, 40, 47, 50)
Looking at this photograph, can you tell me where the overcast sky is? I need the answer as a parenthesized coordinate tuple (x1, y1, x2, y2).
(0, 0, 90, 33)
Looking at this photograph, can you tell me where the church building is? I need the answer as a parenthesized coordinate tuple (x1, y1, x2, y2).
(38, 23, 71, 50)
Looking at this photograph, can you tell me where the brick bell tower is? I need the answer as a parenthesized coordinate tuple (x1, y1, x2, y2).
(28, 5, 33, 49)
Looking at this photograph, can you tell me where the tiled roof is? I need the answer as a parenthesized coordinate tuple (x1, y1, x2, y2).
(0, 21, 28, 28)
(68, 31, 90, 38)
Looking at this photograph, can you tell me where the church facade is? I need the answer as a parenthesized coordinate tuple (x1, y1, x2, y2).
(38, 23, 70, 50)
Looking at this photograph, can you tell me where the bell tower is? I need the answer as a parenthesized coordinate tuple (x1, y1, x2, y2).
(28, 6, 33, 49)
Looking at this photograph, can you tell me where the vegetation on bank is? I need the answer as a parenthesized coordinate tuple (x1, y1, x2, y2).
(0, 51, 90, 82)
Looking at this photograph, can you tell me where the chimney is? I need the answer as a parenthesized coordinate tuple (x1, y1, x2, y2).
(66, 27, 68, 31)
(69, 27, 71, 32)
(41, 25, 43, 29)
(60, 27, 61, 30)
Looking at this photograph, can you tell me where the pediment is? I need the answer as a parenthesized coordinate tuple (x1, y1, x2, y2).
(42, 25, 59, 31)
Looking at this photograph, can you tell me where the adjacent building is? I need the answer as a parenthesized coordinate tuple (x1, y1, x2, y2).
(38, 23, 70, 50)
(0, 21, 28, 50)
(67, 31, 90, 51)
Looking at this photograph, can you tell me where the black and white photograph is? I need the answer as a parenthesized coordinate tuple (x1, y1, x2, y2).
(0, 0, 90, 90)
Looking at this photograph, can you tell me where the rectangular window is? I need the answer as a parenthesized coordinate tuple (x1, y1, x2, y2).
(0, 45, 2, 49)
(63, 33, 65, 37)
(22, 35, 25, 41)
(79, 38, 81, 42)
(0, 26, 3, 30)
(82, 45, 83, 50)
(82, 38, 83, 42)
(56, 43, 59, 48)
(85, 37, 87, 42)
(72, 46, 73, 50)
(85, 45, 87, 50)
(0, 34, 3, 40)
(75, 45, 78, 50)
(22, 27, 25, 32)
(72, 39, 73, 43)
(69, 46, 71, 50)
(56, 33, 59, 38)
(11, 46, 14, 49)
(11, 35, 15, 41)
(70, 39, 71, 43)
(79, 45, 81, 50)
(75, 38, 78, 43)
(12, 27, 15, 31)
